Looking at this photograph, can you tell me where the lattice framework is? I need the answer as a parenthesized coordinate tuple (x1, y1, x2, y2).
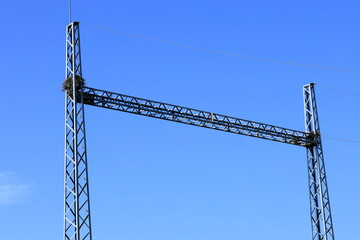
(304, 83, 335, 240)
(64, 22, 92, 240)
(63, 22, 335, 240)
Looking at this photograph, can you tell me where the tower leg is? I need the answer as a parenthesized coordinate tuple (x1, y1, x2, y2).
(64, 22, 92, 240)
(303, 83, 335, 240)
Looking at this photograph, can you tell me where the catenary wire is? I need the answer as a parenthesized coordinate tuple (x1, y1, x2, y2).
(83, 22, 360, 74)
(316, 84, 360, 97)
(322, 136, 360, 144)
(316, 84, 360, 143)
(69, 0, 72, 23)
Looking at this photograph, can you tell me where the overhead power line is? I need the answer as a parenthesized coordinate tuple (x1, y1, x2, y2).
(83, 22, 360, 74)
(316, 84, 360, 97)
(68, 0, 72, 23)
(323, 136, 360, 144)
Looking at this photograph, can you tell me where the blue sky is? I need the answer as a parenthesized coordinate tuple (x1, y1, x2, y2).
(1, 1, 360, 239)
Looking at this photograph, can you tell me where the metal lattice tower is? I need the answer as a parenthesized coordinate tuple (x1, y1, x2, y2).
(304, 84, 335, 240)
(63, 22, 335, 240)
(64, 22, 92, 240)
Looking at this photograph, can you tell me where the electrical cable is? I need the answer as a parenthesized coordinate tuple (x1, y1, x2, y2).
(315, 84, 360, 143)
(316, 84, 360, 97)
(323, 136, 360, 144)
(83, 22, 360, 74)
(69, 0, 72, 23)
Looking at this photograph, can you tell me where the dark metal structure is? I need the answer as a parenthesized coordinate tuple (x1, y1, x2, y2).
(64, 22, 335, 240)
(304, 85, 335, 240)
(64, 22, 92, 240)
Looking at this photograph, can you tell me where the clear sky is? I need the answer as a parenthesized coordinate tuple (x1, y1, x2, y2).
(1, 1, 360, 240)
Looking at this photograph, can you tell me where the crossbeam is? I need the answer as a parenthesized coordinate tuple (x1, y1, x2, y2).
(81, 86, 315, 147)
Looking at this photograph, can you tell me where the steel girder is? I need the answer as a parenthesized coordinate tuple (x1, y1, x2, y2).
(81, 86, 315, 147)
(64, 22, 92, 240)
(304, 83, 335, 240)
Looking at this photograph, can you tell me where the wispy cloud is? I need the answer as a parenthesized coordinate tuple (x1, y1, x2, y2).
(0, 172, 31, 205)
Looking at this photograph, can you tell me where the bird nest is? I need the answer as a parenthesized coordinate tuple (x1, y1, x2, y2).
(62, 75, 85, 93)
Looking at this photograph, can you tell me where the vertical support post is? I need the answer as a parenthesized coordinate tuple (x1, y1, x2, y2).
(64, 22, 92, 240)
(303, 83, 335, 240)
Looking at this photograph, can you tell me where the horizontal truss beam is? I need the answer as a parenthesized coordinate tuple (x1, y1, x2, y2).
(81, 86, 315, 147)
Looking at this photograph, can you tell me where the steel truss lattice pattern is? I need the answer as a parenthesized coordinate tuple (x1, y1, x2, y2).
(304, 84, 335, 240)
(64, 22, 92, 240)
(64, 22, 335, 240)
(81, 86, 315, 147)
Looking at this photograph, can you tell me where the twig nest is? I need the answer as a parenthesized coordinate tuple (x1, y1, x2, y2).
(62, 75, 85, 93)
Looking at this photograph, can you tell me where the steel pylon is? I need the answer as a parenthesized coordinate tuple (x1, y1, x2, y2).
(304, 83, 335, 240)
(64, 22, 92, 240)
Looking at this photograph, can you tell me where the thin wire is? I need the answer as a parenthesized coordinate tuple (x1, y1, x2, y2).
(69, 0, 72, 23)
(316, 84, 360, 97)
(323, 136, 360, 144)
(82, 23, 360, 74)
(315, 85, 360, 143)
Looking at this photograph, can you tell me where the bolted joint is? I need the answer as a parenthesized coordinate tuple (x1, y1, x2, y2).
(83, 92, 95, 105)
